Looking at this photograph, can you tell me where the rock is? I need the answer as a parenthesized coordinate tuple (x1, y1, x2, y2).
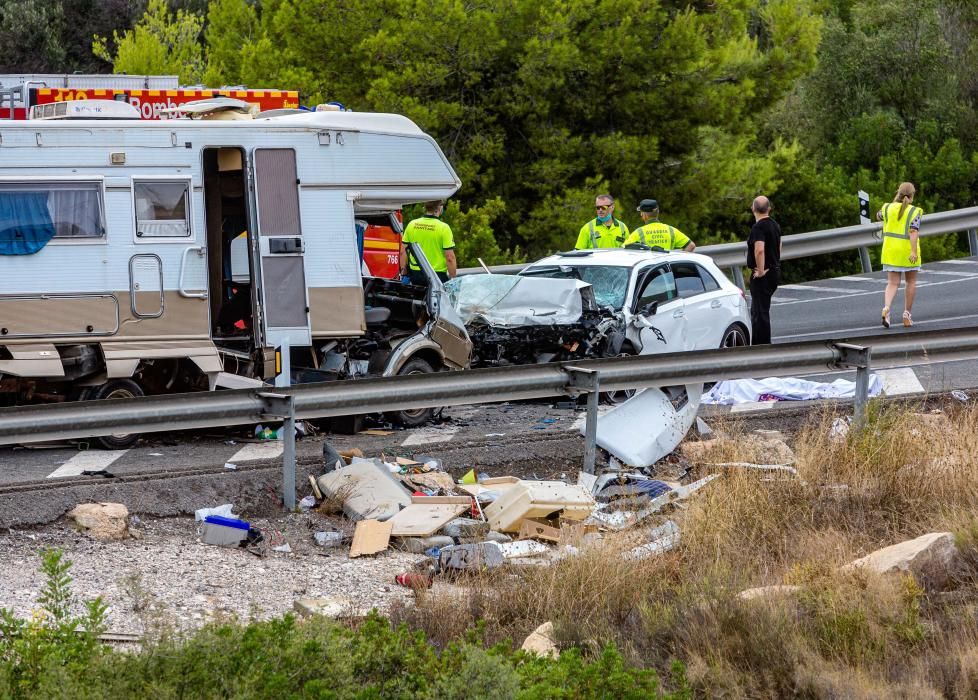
(521, 621, 558, 658)
(293, 595, 352, 618)
(842, 532, 960, 591)
(68, 502, 129, 541)
(737, 584, 802, 601)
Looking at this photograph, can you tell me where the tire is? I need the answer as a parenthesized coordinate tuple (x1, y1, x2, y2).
(81, 378, 145, 449)
(601, 344, 637, 405)
(387, 357, 436, 428)
(720, 323, 749, 349)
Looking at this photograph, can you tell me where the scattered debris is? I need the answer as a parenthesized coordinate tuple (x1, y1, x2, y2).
(518, 519, 562, 543)
(624, 520, 680, 560)
(200, 515, 250, 547)
(194, 503, 235, 522)
(589, 474, 720, 531)
(951, 390, 970, 403)
(79, 469, 115, 479)
(395, 535, 454, 554)
(349, 519, 392, 558)
(298, 495, 316, 512)
(709, 462, 798, 476)
(438, 542, 504, 571)
(68, 502, 130, 541)
(317, 459, 413, 521)
(694, 417, 714, 439)
(498, 540, 551, 559)
(359, 429, 395, 436)
(590, 384, 702, 468)
(737, 585, 803, 601)
(387, 496, 471, 537)
(223, 462, 237, 470)
(272, 543, 293, 554)
(313, 531, 344, 548)
(485, 480, 594, 533)
(395, 571, 433, 589)
(829, 417, 851, 441)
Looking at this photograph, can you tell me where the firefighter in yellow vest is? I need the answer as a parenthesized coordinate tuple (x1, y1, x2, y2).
(878, 182, 922, 328)
(622, 199, 695, 251)
(574, 194, 629, 249)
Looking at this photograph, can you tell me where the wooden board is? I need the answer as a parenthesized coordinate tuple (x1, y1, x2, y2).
(387, 500, 470, 537)
(349, 519, 392, 558)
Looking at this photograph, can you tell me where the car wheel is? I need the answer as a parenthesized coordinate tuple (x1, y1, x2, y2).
(387, 357, 436, 428)
(720, 324, 749, 349)
(80, 378, 145, 449)
(601, 344, 637, 405)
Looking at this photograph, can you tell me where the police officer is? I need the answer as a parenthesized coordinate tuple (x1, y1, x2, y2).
(400, 200, 457, 285)
(622, 199, 695, 251)
(574, 194, 629, 249)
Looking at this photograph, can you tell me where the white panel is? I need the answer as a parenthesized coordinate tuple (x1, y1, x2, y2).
(299, 189, 360, 288)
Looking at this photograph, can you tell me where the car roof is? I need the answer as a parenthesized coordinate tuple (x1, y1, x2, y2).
(527, 248, 719, 271)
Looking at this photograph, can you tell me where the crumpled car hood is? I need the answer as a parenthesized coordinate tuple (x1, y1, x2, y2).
(445, 274, 592, 327)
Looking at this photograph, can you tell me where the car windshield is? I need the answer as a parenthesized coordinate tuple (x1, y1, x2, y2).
(521, 264, 630, 309)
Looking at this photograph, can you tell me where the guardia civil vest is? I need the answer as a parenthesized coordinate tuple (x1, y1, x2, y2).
(880, 202, 923, 267)
(623, 222, 690, 250)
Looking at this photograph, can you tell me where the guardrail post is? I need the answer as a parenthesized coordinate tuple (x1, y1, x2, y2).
(729, 266, 745, 291)
(969, 229, 978, 257)
(258, 391, 297, 510)
(858, 247, 872, 273)
(832, 343, 872, 429)
(564, 367, 601, 475)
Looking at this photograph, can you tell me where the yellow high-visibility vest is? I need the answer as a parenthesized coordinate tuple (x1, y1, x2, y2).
(880, 202, 922, 267)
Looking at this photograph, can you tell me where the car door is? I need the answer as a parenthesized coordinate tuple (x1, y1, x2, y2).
(627, 264, 689, 354)
(671, 261, 727, 349)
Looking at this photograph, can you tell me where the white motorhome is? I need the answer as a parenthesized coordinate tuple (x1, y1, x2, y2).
(0, 101, 471, 445)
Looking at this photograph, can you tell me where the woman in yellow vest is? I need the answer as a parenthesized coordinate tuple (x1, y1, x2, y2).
(878, 182, 922, 328)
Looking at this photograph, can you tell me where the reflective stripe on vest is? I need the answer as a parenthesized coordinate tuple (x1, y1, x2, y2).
(589, 219, 626, 248)
(638, 224, 676, 248)
(881, 202, 920, 240)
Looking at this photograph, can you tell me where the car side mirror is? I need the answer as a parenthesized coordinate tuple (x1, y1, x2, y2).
(637, 300, 658, 316)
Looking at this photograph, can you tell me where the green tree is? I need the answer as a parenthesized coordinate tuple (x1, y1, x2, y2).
(93, 0, 205, 83)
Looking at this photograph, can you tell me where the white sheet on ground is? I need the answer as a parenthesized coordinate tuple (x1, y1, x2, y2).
(588, 383, 703, 467)
(444, 274, 589, 327)
(701, 375, 883, 405)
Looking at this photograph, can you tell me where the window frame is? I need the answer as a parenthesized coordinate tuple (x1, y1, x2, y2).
(131, 175, 195, 244)
(631, 263, 677, 313)
(670, 260, 709, 299)
(0, 176, 108, 247)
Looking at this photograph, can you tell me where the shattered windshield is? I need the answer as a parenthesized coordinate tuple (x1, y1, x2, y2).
(521, 265, 629, 309)
(444, 274, 590, 327)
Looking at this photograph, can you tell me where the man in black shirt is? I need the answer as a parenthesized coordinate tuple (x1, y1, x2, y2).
(746, 196, 782, 344)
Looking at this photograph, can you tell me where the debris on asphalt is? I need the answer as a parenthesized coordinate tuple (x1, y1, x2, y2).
(223, 462, 237, 470)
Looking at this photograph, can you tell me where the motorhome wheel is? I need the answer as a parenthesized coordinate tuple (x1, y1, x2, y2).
(387, 357, 435, 428)
(82, 379, 145, 450)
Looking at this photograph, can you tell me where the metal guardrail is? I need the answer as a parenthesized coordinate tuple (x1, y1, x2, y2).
(458, 206, 978, 278)
(4, 327, 978, 505)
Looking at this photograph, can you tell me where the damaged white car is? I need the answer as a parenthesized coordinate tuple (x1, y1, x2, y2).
(447, 248, 750, 370)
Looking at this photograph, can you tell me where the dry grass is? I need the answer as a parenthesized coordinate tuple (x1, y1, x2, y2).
(389, 401, 978, 697)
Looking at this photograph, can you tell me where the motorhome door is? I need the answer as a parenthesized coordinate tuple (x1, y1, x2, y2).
(251, 148, 311, 349)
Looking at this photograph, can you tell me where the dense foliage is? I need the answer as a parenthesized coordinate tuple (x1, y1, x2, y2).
(4, 0, 977, 272)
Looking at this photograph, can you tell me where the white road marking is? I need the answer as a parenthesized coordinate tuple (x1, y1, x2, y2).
(730, 401, 776, 413)
(877, 367, 925, 395)
(940, 259, 978, 265)
(771, 296, 802, 304)
(228, 441, 284, 462)
(774, 312, 978, 341)
(834, 275, 883, 283)
(47, 450, 128, 479)
(772, 274, 978, 306)
(780, 284, 866, 294)
(918, 269, 978, 277)
(401, 426, 460, 446)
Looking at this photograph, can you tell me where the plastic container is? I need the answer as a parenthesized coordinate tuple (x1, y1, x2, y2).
(483, 480, 594, 533)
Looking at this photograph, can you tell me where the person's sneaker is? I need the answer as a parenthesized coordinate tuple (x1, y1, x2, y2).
(903, 310, 913, 327)
(881, 307, 890, 328)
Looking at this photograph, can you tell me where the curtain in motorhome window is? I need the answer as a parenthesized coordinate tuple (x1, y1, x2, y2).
(134, 181, 191, 238)
(0, 181, 104, 255)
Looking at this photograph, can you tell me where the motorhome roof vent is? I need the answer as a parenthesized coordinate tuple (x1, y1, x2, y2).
(29, 99, 140, 120)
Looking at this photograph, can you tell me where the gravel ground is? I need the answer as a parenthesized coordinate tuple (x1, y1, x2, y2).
(0, 511, 425, 637)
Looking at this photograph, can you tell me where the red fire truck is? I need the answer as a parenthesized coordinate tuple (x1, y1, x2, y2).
(0, 74, 298, 120)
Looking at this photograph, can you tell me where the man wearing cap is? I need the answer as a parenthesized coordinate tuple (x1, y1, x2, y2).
(574, 194, 630, 249)
(623, 199, 695, 251)
(400, 200, 457, 286)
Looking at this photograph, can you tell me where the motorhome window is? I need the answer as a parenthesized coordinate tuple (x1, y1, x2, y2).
(134, 181, 190, 238)
(0, 181, 105, 247)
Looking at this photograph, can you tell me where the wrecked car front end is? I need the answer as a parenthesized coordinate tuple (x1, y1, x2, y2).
(445, 275, 625, 367)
